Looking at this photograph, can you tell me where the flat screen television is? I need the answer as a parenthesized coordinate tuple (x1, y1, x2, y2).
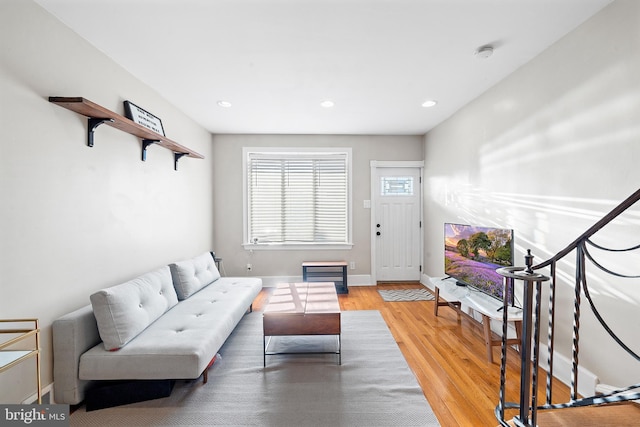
(444, 223, 514, 301)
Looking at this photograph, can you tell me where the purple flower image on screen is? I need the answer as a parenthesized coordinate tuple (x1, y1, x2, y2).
(444, 223, 514, 301)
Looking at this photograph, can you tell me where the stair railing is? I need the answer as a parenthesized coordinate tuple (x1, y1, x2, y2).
(495, 187, 640, 426)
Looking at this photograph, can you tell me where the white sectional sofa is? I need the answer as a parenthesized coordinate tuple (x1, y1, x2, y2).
(52, 252, 262, 406)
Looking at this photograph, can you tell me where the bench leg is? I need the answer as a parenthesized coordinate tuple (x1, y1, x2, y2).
(513, 320, 523, 353)
(482, 317, 524, 364)
(482, 314, 494, 364)
(434, 286, 461, 320)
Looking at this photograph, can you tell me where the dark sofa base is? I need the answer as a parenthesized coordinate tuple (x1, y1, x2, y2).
(85, 379, 175, 411)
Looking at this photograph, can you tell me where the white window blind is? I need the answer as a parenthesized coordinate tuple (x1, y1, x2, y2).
(246, 151, 349, 245)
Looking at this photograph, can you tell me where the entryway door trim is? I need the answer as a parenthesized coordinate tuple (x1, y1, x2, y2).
(370, 160, 424, 284)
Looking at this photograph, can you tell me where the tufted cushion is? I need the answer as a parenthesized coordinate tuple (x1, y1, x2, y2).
(90, 266, 178, 350)
(169, 252, 221, 300)
(79, 276, 263, 381)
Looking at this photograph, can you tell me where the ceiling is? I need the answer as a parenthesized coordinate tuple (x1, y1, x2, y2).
(35, 0, 612, 135)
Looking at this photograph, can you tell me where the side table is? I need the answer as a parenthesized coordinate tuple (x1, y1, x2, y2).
(0, 319, 41, 403)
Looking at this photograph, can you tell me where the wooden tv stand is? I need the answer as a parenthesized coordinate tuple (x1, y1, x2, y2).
(431, 277, 522, 363)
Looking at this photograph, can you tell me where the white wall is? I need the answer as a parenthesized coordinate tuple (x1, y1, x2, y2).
(423, 0, 640, 390)
(0, 1, 214, 403)
(211, 134, 423, 280)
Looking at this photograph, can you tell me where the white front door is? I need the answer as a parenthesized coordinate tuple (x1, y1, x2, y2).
(372, 165, 422, 282)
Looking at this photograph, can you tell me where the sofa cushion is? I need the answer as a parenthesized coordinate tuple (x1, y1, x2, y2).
(169, 252, 221, 300)
(79, 277, 262, 381)
(90, 266, 178, 350)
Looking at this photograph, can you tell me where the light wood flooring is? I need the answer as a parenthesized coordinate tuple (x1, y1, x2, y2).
(339, 283, 564, 426)
(254, 283, 639, 426)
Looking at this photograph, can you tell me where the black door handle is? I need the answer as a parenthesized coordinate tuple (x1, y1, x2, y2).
(376, 231, 381, 236)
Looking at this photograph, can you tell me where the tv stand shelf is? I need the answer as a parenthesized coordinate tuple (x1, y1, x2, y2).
(49, 97, 204, 170)
(431, 277, 522, 363)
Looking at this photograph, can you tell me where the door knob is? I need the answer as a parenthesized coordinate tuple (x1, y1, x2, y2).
(376, 232, 381, 236)
(377, 224, 381, 228)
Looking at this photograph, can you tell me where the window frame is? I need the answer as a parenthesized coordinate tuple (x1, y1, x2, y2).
(242, 147, 353, 251)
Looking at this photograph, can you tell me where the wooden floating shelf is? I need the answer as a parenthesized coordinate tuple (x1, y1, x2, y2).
(49, 97, 204, 169)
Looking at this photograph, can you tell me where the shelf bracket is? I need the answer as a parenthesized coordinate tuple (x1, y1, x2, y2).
(141, 139, 159, 161)
(174, 152, 188, 171)
(87, 117, 114, 147)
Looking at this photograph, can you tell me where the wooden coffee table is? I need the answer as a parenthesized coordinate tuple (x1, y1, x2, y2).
(263, 282, 341, 366)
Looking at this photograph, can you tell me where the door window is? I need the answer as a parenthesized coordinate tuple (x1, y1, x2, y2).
(381, 177, 413, 196)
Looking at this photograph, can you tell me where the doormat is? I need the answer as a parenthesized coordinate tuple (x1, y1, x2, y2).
(378, 288, 436, 302)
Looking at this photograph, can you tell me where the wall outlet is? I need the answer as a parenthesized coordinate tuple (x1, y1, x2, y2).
(350, 261, 356, 270)
(246, 263, 252, 271)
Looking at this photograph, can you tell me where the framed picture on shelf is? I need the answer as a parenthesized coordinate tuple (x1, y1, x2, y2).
(123, 101, 165, 136)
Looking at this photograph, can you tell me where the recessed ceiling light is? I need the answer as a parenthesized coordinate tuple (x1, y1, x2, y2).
(320, 100, 335, 108)
(217, 100, 232, 108)
(421, 100, 438, 108)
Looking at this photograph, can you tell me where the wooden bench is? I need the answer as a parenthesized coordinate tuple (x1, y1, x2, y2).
(302, 261, 348, 294)
(432, 277, 523, 364)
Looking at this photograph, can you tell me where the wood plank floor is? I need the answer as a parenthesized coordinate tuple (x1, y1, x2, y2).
(254, 283, 574, 426)
(340, 283, 557, 426)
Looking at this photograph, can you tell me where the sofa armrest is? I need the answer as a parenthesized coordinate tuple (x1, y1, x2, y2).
(52, 305, 101, 405)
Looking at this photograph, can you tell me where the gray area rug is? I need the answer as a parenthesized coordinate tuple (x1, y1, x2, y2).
(378, 288, 436, 302)
(70, 310, 439, 426)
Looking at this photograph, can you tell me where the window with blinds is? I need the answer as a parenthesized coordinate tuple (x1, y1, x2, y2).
(244, 149, 351, 247)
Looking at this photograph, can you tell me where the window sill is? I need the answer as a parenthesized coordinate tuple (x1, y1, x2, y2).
(242, 243, 353, 251)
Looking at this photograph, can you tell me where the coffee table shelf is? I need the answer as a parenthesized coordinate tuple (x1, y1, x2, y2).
(263, 282, 341, 366)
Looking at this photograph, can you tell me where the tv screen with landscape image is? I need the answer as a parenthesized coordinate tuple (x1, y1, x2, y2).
(444, 223, 514, 301)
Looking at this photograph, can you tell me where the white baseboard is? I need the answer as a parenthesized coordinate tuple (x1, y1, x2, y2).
(260, 274, 373, 287)
(538, 345, 599, 398)
(260, 276, 301, 287)
(348, 275, 374, 286)
(22, 382, 54, 404)
(421, 273, 434, 289)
